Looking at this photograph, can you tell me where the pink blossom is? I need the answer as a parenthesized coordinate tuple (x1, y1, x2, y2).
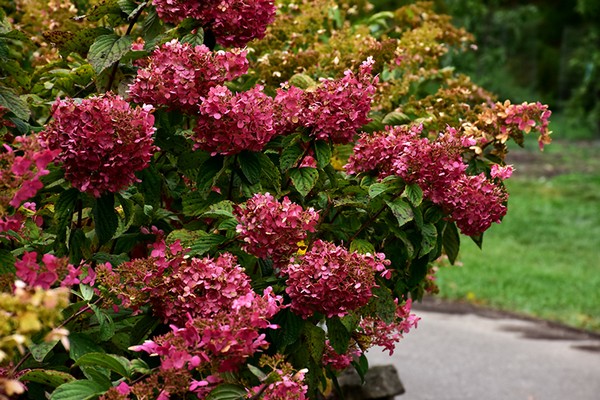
(152, 0, 276, 47)
(285, 240, 391, 318)
(234, 193, 319, 264)
(247, 367, 308, 400)
(490, 164, 514, 180)
(41, 93, 157, 197)
(129, 40, 248, 112)
(193, 85, 277, 155)
(358, 298, 420, 355)
(323, 341, 362, 370)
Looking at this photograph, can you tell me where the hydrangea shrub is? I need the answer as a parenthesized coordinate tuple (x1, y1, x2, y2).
(0, 1, 551, 399)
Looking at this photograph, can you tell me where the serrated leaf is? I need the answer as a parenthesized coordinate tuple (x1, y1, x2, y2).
(29, 340, 60, 362)
(93, 193, 118, 245)
(206, 384, 246, 400)
(385, 198, 414, 227)
(197, 156, 225, 198)
(50, 380, 107, 400)
(20, 370, 75, 388)
(247, 364, 268, 381)
(141, 6, 162, 42)
(258, 153, 281, 193)
(350, 239, 375, 254)
(419, 223, 438, 257)
(288, 73, 316, 89)
(372, 286, 397, 324)
(368, 182, 392, 198)
(442, 222, 460, 264)
(181, 31, 205, 47)
(352, 353, 369, 383)
(0, 249, 15, 274)
(382, 111, 411, 126)
(0, 85, 30, 120)
(189, 233, 227, 256)
(0, 29, 32, 43)
(289, 167, 318, 197)
(403, 183, 423, 206)
(280, 142, 304, 171)
(87, 0, 122, 22)
(326, 317, 351, 354)
(271, 309, 304, 350)
(138, 165, 162, 207)
(90, 304, 115, 341)
(313, 140, 332, 169)
(44, 28, 112, 57)
(303, 323, 326, 363)
(88, 34, 133, 73)
(75, 352, 130, 379)
(200, 200, 235, 219)
(238, 151, 261, 185)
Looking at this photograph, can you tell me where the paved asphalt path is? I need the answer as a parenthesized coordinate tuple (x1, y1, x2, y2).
(366, 299, 600, 400)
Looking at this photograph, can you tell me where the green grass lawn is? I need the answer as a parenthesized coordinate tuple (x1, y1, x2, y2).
(435, 141, 600, 332)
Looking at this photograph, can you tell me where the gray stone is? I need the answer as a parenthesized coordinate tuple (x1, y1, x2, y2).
(336, 364, 405, 399)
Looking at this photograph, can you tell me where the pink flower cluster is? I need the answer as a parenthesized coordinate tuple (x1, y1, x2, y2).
(152, 0, 276, 47)
(193, 85, 277, 155)
(276, 58, 378, 144)
(41, 93, 156, 197)
(358, 298, 420, 355)
(0, 135, 58, 232)
(285, 239, 391, 319)
(499, 101, 552, 150)
(122, 252, 284, 372)
(128, 40, 248, 113)
(247, 368, 308, 400)
(234, 193, 319, 263)
(346, 125, 510, 236)
(14, 251, 94, 289)
(322, 341, 362, 371)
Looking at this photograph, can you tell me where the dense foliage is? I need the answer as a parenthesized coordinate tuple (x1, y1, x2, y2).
(0, 1, 551, 399)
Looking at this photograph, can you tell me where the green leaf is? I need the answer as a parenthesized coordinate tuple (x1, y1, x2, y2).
(138, 164, 162, 207)
(403, 183, 423, 207)
(238, 151, 262, 185)
(0, 85, 30, 120)
(197, 156, 225, 198)
(419, 223, 438, 257)
(189, 232, 227, 256)
(372, 286, 397, 324)
(288, 73, 317, 89)
(65, 323, 96, 358)
(368, 182, 393, 199)
(206, 384, 246, 400)
(29, 340, 60, 362)
(20, 370, 75, 388)
(90, 304, 115, 342)
(75, 352, 130, 379)
(313, 140, 332, 168)
(326, 317, 351, 354)
(280, 142, 304, 171)
(129, 314, 159, 346)
(352, 353, 369, 383)
(289, 167, 318, 197)
(302, 323, 325, 363)
(442, 222, 460, 264)
(87, 0, 122, 22)
(93, 193, 118, 245)
(258, 153, 281, 193)
(0, 249, 15, 274)
(382, 111, 411, 126)
(270, 309, 304, 351)
(141, 6, 162, 42)
(350, 239, 375, 255)
(385, 198, 414, 227)
(247, 364, 268, 382)
(200, 200, 235, 219)
(88, 34, 133, 73)
(50, 380, 107, 400)
(54, 189, 78, 242)
(181, 30, 205, 47)
(44, 28, 112, 57)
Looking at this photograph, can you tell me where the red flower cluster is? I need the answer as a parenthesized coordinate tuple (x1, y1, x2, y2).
(113, 249, 284, 373)
(193, 85, 277, 155)
(247, 366, 308, 400)
(347, 125, 510, 236)
(41, 94, 156, 197)
(128, 40, 248, 113)
(234, 193, 319, 264)
(276, 58, 378, 144)
(0, 135, 58, 232)
(285, 239, 391, 319)
(357, 298, 420, 355)
(152, 0, 276, 47)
